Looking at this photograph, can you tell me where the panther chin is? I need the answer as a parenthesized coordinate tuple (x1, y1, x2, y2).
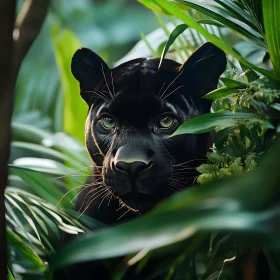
(116, 191, 160, 214)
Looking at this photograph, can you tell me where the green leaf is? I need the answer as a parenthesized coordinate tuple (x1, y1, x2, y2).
(262, 0, 280, 75)
(214, 0, 259, 32)
(50, 136, 280, 268)
(197, 19, 224, 27)
(11, 141, 83, 169)
(9, 165, 63, 205)
(7, 265, 15, 280)
(174, 0, 265, 50)
(7, 227, 46, 271)
(51, 27, 87, 143)
(220, 78, 248, 88)
(158, 24, 188, 68)
(138, 0, 280, 83)
(203, 87, 239, 100)
(172, 112, 255, 136)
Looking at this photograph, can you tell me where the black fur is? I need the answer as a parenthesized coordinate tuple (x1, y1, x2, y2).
(55, 42, 226, 279)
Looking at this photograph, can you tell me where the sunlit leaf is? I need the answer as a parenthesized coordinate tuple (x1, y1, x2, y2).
(158, 24, 188, 68)
(51, 27, 87, 143)
(262, 0, 280, 75)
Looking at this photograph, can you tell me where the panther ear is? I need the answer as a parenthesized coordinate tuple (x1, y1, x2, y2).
(179, 42, 227, 95)
(71, 48, 110, 104)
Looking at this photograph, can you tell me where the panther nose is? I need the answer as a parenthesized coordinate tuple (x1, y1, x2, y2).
(115, 161, 152, 177)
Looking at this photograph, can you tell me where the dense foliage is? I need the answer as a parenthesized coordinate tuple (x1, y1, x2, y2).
(7, 0, 280, 279)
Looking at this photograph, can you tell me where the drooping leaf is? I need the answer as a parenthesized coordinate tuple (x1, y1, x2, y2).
(203, 87, 239, 100)
(158, 24, 188, 68)
(172, 112, 255, 136)
(9, 165, 64, 205)
(7, 227, 46, 271)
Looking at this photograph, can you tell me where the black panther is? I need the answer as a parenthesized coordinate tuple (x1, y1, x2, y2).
(55, 42, 226, 279)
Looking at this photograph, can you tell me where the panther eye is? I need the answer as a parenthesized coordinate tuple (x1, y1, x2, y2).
(100, 116, 116, 130)
(159, 115, 175, 129)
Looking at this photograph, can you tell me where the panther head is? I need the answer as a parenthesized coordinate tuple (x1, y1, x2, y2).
(71, 42, 226, 214)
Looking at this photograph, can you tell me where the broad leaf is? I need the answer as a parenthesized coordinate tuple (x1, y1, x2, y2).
(172, 112, 255, 136)
(51, 28, 87, 143)
(50, 136, 280, 268)
(203, 87, 239, 100)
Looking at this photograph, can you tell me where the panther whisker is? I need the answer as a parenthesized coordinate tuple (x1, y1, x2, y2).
(70, 185, 94, 203)
(69, 182, 104, 204)
(173, 171, 198, 176)
(171, 159, 206, 167)
(174, 166, 196, 171)
(56, 185, 85, 206)
(111, 69, 116, 96)
(52, 165, 95, 179)
(168, 183, 185, 190)
(57, 180, 104, 206)
(78, 188, 108, 218)
(168, 179, 186, 185)
(107, 190, 115, 206)
(164, 185, 179, 192)
(162, 85, 186, 100)
(98, 189, 111, 209)
(191, 53, 215, 67)
(158, 69, 184, 100)
(79, 184, 105, 203)
(87, 86, 110, 100)
(101, 63, 114, 100)
(117, 208, 132, 221)
(78, 185, 107, 215)
(184, 175, 199, 185)
(175, 171, 196, 175)
(160, 185, 172, 194)
(116, 204, 125, 212)
(157, 82, 166, 98)
(83, 89, 110, 103)
(168, 175, 189, 181)
(84, 88, 110, 101)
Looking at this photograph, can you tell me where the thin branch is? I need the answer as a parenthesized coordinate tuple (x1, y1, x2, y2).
(0, 1, 16, 279)
(13, 0, 51, 77)
(0, 0, 51, 278)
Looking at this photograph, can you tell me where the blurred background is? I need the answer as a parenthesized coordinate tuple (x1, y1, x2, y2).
(13, 0, 158, 135)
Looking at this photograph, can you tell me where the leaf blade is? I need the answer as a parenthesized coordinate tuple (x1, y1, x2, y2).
(172, 112, 255, 136)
